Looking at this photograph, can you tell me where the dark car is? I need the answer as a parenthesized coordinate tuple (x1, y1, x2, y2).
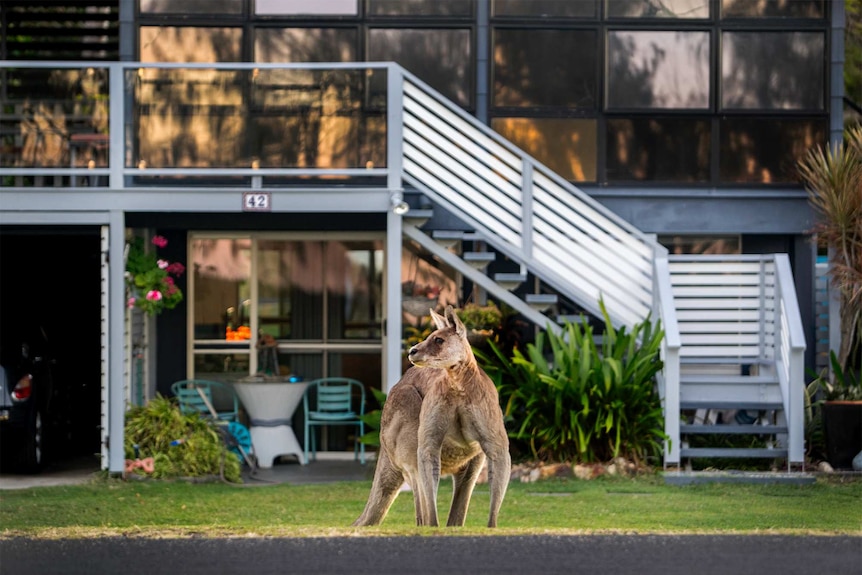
(0, 323, 65, 472)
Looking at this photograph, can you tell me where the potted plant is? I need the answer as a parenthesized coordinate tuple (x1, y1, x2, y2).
(810, 351, 862, 469)
(457, 301, 503, 346)
(798, 126, 862, 470)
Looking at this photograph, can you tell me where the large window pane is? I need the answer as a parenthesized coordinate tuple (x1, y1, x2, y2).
(722, 32, 824, 110)
(256, 0, 357, 15)
(255, 28, 357, 62)
(721, 0, 824, 18)
(139, 26, 242, 62)
(492, 117, 597, 182)
(493, 29, 597, 109)
(719, 118, 826, 183)
(192, 238, 252, 341)
(607, 31, 709, 109)
(327, 242, 384, 340)
(141, 0, 243, 14)
(492, 0, 596, 17)
(368, 28, 472, 107)
(257, 240, 325, 340)
(607, 0, 709, 18)
(368, 0, 472, 16)
(606, 118, 710, 182)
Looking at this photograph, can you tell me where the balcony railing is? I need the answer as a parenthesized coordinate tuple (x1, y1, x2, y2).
(0, 61, 396, 188)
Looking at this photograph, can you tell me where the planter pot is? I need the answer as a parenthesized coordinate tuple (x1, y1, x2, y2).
(822, 401, 862, 469)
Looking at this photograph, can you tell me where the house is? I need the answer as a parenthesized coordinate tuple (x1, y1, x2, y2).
(0, 0, 845, 475)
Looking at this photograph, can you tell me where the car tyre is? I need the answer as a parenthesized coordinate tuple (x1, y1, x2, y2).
(20, 407, 44, 473)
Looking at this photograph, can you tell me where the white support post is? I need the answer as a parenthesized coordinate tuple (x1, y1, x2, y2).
(108, 210, 127, 475)
(385, 64, 405, 393)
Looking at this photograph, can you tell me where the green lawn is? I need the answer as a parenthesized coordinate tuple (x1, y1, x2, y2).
(1, 475, 860, 539)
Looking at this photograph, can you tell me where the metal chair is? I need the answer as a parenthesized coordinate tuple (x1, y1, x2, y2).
(303, 377, 366, 464)
(170, 379, 240, 423)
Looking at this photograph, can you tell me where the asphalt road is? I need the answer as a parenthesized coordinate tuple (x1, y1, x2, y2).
(1, 534, 860, 575)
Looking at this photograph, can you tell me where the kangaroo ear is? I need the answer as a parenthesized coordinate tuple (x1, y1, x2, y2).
(429, 308, 448, 330)
(446, 306, 467, 338)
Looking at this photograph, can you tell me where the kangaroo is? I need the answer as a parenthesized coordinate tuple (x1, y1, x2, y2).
(353, 305, 511, 528)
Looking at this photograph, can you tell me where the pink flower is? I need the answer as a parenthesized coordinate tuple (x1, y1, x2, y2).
(152, 236, 168, 248)
(127, 297, 136, 309)
(146, 290, 163, 302)
(167, 262, 185, 276)
(157, 259, 169, 269)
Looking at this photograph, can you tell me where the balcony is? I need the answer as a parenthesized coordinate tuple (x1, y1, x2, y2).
(0, 62, 397, 194)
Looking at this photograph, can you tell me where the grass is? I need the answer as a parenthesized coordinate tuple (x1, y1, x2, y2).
(1, 474, 861, 539)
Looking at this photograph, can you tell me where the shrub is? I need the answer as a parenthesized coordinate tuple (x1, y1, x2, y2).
(477, 299, 667, 465)
(124, 395, 241, 482)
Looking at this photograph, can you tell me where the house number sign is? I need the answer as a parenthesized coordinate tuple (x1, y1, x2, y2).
(243, 192, 271, 212)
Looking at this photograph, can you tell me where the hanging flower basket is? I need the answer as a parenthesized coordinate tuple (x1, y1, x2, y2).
(126, 235, 185, 317)
(402, 296, 437, 317)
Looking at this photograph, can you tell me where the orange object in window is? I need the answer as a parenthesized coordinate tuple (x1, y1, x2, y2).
(225, 325, 251, 341)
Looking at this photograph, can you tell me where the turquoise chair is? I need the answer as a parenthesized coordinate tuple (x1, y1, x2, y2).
(171, 379, 240, 423)
(303, 378, 366, 464)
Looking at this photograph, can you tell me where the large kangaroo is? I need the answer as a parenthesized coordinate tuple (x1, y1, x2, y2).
(353, 305, 511, 528)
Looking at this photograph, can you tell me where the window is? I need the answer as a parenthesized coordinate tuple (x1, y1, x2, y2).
(492, 117, 597, 182)
(492, 0, 596, 18)
(722, 31, 825, 110)
(139, 26, 242, 62)
(368, 28, 472, 107)
(607, 0, 709, 19)
(255, 27, 357, 62)
(140, 0, 243, 14)
(493, 29, 597, 109)
(719, 118, 826, 183)
(606, 31, 710, 109)
(368, 0, 472, 16)
(606, 118, 710, 182)
(255, 0, 357, 16)
(721, 0, 824, 19)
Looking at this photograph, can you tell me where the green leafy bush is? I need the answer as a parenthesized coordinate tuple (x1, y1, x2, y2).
(477, 299, 666, 465)
(124, 395, 241, 482)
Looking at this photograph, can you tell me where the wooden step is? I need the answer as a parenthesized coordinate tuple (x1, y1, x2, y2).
(431, 230, 464, 248)
(681, 374, 778, 385)
(403, 209, 433, 227)
(463, 251, 495, 270)
(680, 447, 788, 459)
(494, 272, 526, 291)
(526, 293, 557, 311)
(680, 401, 784, 411)
(680, 424, 788, 435)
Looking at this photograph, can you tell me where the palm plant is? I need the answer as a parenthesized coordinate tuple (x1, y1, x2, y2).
(797, 125, 862, 376)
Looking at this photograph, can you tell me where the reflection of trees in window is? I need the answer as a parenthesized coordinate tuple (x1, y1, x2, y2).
(140, 0, 243, 13)
(721, 0, 823, 18)
(606, 118, 710, 182)
(492, 118, 597, 181)
(368, 0, 472, 16)
(493, 29, 597, 109)
(719, 118, 826, 183)
(369, 28, 472, 107)
(492, 0, 596, 17)
(607, 31, 709, 109)
(255, 28, 357, 63)
(722, 32, 824, 110)
(607, 0, 709, 18)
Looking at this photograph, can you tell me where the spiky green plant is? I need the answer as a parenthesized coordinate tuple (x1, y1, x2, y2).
(478, 299, 666, 465)
(797, 125, 862, 375)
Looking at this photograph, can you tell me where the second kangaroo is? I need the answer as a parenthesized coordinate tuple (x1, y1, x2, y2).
(353, 305, 510, 528)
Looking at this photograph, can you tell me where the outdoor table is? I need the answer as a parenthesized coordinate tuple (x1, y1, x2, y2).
(233, 377, 309, 468)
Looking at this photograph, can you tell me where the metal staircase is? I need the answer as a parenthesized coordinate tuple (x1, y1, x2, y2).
(393, 68, 806, 469)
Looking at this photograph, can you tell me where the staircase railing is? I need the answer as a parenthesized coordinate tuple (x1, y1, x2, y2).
(654, 256, 682, 466)
(397, 68, 661, 329)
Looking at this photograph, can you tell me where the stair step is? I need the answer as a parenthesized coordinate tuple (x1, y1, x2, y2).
(681, 374, 778, 385)
(557, 314, 582, 325)
(681, 357, 775, 366)
(494, 273, 526, 291)
(403, 209, 433, 227)
(680, 447, 788, 459)
(462, 232, 484, 242)
(431, 230, 464, 248)
(463, 251, 496, 270)
(681, 424, 789, 435)
(680, 401, 784, 411)
(526, 293, 558, 311)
